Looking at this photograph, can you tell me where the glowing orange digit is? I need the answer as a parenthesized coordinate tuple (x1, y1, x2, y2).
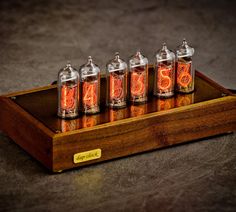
(131, 72, 145, 96)
(61, 85, 76, 110)
(157, 67, 172, 91)
(110, 74, 123, 100)
(83, 82, 97, 108)
(177, 63, 192, 87)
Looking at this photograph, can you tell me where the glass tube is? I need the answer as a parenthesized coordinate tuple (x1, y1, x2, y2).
(79, 56, 100, 114)
(176, 39, 195, 93)
(154, 43, 175, 98)
(106, 52, 128, 108)
(57, 62, 79, 119)
(129, 51, 149, 104)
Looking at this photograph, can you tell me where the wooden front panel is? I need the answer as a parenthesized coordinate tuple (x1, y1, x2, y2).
(52, 96, 236, 171)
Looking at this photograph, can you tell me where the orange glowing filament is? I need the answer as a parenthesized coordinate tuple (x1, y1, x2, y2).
(83, 81, 97, 108)
(131, 72, 145, 96)
(177, 62, 192, 87)
(61, 85, 76, 111)
(110, 74, 124, 100)
(157, 67, 172, 91)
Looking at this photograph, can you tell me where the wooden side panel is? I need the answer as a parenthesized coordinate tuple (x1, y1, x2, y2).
(52, 96, 236, 172)
(0, 97, 54, 170)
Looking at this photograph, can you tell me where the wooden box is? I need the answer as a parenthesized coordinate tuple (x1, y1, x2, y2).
(0, 67, 235, 172)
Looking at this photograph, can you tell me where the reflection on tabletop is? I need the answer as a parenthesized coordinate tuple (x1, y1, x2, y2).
(58, 93, 195, 132)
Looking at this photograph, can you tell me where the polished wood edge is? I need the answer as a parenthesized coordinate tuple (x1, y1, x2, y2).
(53, 95, 236, 139)
(3, 84, 57, 97)
(195, 70, 234, 96)
(0, 96, 55, 138)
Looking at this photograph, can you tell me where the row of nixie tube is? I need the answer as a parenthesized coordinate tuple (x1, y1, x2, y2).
(57, 39, 194, 119)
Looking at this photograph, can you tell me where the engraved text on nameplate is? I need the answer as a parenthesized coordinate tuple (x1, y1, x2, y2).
(73, 149, 102, 164)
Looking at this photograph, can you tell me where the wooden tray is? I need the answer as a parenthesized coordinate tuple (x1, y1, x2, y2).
(0, 67, 235, 172)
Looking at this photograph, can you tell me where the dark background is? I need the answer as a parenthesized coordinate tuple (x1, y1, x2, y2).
(0, 0, 235, 211)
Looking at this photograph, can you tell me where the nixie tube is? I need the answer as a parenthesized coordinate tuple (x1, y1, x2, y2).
(129, 51, 149, 104)
(79, 56, 100, 114)
(106, 52, 128, 108)
(154, 43, 175, 98)
(57, 62, 79, 119)
(176, 39, 195, 93)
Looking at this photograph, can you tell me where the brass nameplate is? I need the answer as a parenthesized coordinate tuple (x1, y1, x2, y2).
(73, 149, 101, 164)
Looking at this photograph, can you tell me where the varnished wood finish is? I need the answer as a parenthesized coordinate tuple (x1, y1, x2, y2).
(0, 97, 54, 170)
(0, 69, 235, 172)
(52, 96, 236, 171)
(3, 84, 57, 98)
